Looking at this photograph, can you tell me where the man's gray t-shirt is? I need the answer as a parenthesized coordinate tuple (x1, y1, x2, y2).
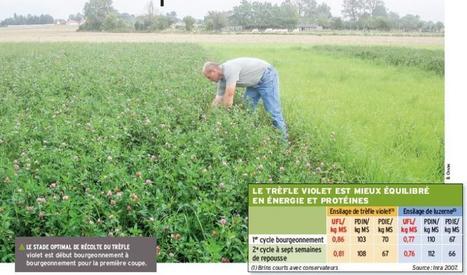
(217, 58, 271, 96)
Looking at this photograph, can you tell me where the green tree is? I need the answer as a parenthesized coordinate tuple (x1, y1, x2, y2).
(343, 0, 390, 30)
(251, 1, 275, 29)
(146, 15, 172, 31)
(101, 12, 133, 32)
(133, 2, 176, 32)
(342, 0, 364, 23)
(231, 0, 255, 29)
(434, 21, 444, 32)
(166, 11, 178, 26)
(421, 21, 436, 32)
(372, 1, 387, 17)
(80, 0, 115, 31)
(101, 13, 118, 31)
(277, 1, 299, 29)
(399, 14, 422, 32)
(362, 0, 384, 16)
(357, 13, 371, 30)
(387, 11, 400, 30)
(315, 3, 332, 28)
(204, 11, 227, 32)
(183, 16, 196, 31)
(369, 16, 390, 30)
(294, 0, 317, 17)
(330, 17, 344, 29)
(69, 13, 84, 21)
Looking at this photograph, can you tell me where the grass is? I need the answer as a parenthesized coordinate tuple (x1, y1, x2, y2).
(313, 45, 444, 75)
(0, 43, 345, 263)
(205, 44, 444, 183)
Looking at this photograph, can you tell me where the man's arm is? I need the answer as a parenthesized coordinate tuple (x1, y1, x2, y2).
(222, 84, 236, 107)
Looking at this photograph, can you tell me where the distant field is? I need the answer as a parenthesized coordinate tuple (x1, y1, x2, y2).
(206, 44, 444, 182)
(0, 25, 444, 46)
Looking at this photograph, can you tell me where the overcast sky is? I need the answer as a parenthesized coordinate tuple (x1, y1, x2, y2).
(0, 0, 445, 22)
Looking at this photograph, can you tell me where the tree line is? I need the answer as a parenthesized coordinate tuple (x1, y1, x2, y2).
(340, 0, 444, 32)
(1, 0, 444, 33)
(78, 0, 443, 32)
(226, 0, 444, 32)
(0, 14, 54, 26)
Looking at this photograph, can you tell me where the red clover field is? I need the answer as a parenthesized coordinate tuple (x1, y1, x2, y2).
(0, 43, 346, 262)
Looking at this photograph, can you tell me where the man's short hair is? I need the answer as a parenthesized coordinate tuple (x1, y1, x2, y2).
(203, 62, 219, 73)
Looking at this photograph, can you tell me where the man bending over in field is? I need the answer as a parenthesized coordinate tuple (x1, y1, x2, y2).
(202, 58, 288, 140)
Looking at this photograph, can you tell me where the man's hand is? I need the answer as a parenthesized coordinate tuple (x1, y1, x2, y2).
(222, 84, 236, 108)
(211, 95, 223, 107)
